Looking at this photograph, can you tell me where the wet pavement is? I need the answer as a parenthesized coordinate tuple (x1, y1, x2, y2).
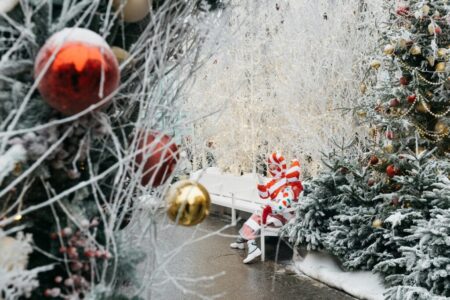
(151, 213, 355, 300)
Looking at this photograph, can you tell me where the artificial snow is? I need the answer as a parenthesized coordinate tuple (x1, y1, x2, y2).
(294, 251, 386, 300)
(0, 144, 26, 185)
(46, 28, 110, 49)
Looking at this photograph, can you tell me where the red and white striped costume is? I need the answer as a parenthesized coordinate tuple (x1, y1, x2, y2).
(240, 152, 303, 241)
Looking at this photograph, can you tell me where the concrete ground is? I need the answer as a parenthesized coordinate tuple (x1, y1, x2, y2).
(151, 213, 355, 300)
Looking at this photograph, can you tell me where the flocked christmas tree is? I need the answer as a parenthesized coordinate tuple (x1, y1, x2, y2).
(282, 1, 449, 299)
(0, 0, 220, 299)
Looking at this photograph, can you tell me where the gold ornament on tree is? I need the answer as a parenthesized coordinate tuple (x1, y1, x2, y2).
(166, 180, 211, 226)
(112, 46, 130, 65)
(383, 44, 395, 55)
(372, 219, 383, 229)
(384, 144, 394, 153)
(410, 45, 421, 55)
(416, 101, 429, 113)
(113, 0, 152, 23)
(360, 83, 367, 94)
(370, 60, 381, 70)
(437, 48, 447, 57)
(435, 120, 449, 135)
(435, 62, 446, 72)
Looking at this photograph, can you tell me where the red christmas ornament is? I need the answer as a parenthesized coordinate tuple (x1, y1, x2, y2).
(368, 178, 376, 187)
(396, 6, 410, 16)
(34, 28, 120, 115)
(407, 94, 416, 104)
(369, 155, 379, 165)
(435, 25, 442, 34)
(385, 130, 395, 140)
(386, 165, 398, 178)
(135, 131, 179, 187)
(399, 77, 409, 86)
(389, 98, 400, 107)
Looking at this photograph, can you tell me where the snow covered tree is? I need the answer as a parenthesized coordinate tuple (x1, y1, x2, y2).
(283, 1, 450, 299)
(0, 0, 220, 299)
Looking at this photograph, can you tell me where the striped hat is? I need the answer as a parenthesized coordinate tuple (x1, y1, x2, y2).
(267, 152, 287, 177)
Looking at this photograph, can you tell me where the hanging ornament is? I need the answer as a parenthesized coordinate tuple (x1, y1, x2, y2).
(372, 219, 383, 229)
(384, 144, 394, 153)
(385, 130, 395, 140)
(386, 165, 398, 178)
(435, 120, 449, 135)
(113, 0, 152, 23)
(407, 94, 416, 104)
(368, 178, 376, 187)
(422, 5, 430, 15)
(399, 76, 409, 86)
(369, 155, 379, 165)
(111, 46, 130, 65)
(134, 130, 179, 187)
(437, 48, 447, 58)
(389, 98, 400, 107)
(396, 6, 409, 16)
(166, 180, 211, 226)
(383, 44, 395, 55)
(34, 28, 120, 115)
(410, 45, 421, 55)
(0, 0, 19, 13)
(357, 110, 367, 118)
(360, 83, 367, 94)
(416, 102, 429, 113)
(428, 23, 441, 35)
(435, 62, 446, 72)
(370, 60, 381, 70)
(427, 56, 435, 66)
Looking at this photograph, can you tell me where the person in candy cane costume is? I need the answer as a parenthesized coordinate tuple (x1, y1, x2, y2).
(230, 152, 303, 263)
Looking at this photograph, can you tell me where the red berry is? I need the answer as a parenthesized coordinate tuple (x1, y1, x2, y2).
(369, 155, 379, 165)
(435, 26, 442, 34)
(396, 6, 409, 16)
(386, 165, 398, 178)
(407, 94, 416, 104)
(399, 77, 409, 85)
(389, 98, 400, 107)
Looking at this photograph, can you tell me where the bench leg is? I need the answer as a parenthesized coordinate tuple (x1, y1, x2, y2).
(261, 227, 265, 262)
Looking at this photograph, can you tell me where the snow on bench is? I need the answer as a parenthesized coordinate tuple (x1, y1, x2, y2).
(190, 168, 293, 261)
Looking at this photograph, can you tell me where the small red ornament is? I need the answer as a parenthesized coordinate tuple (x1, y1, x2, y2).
(34, 28, 120, 115)
(386, 165, 398, 178)
(407, 94, 416, 104)
(369, 155, 379, 165)
(368, 178, 376, 187)
(389, 98, 400, 107)
(435, 25, 442, 34)
(135, 131, 179, 187)
(396, 6, 410, 16)
(399, 77, 409, 86)
(385, 131, 394, 140)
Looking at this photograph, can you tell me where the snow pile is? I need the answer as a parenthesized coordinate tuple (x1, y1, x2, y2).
(294, 251, 386, 300)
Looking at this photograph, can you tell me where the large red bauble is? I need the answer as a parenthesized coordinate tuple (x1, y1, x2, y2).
(34, 28, 120, 115)
(135, 131, 179, 187)
(386, 165, 398, 178)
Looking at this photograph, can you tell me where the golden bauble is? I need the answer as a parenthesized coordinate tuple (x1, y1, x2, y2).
(422, 5, 430, 15)
(360, 83, 367, 94)
(166, 180, 211, 226)
(384, 144, 394, 153)
(436, 62, 446, 72)
(383, 44, 395, 55)
(370, 60, 381, 70)
(0, 0, 19, 13)
(112, 46, 130, 65)
(427, 56, 435, 66)
(113, 0, 152, 23)
(372, 219, 383, 229)
(435, 120, 450, 135)
(416, 101, 429, 113)
(357, 110, 367, 118)
(437, 48, 447, 57)
(410, 45, 421, 55)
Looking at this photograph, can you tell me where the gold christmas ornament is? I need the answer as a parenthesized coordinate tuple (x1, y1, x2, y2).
(416, 101, 429, 113)
(422, 5, 430, 15)
(113, 0, 152, 23)
(370, 60, 381, 70)
(428, 23, 437, 35)
(0, 0, 19, 13)
(436, 62, 446, 72)
(435, 120, 449, 135)
(384, 144, 394, 153)
(166, 180, 211, 227)
(111, 46, 130, 65)
(372, 219, 383, 229)
(360, 83, 367, 94)
(357, 110, 367, 118)
(427, 56, 435, 66)
(383, 44, 395, 55)
(437, 48, 447, 57)
(410, 45, 421, 55)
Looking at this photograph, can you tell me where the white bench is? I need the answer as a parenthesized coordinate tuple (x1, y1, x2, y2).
(190, 168, 294, 261)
